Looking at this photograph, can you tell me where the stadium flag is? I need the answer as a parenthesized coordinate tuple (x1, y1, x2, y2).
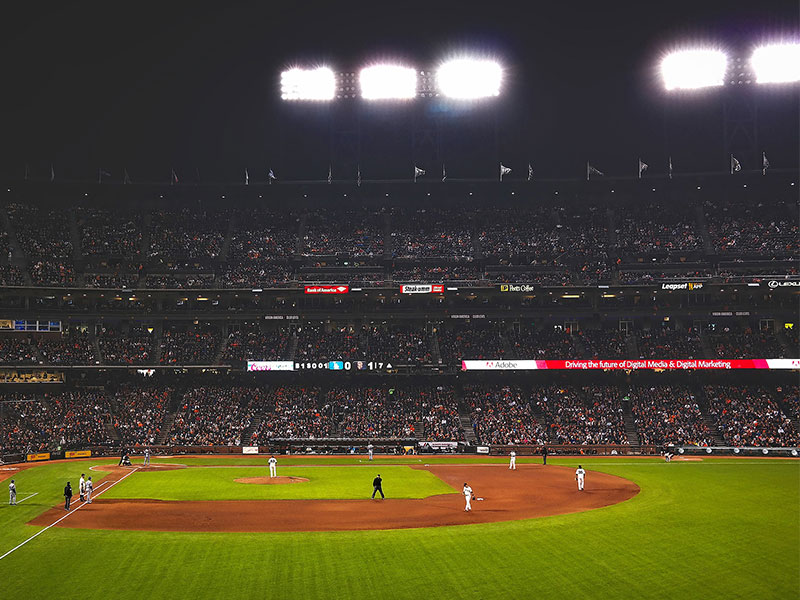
(327, 164, 332, 184)
(171, 168, 179, 185)
(762, 152, 770, 176)
(123, 168, 131, 184)
(414, 166, 425, 182)
(245, 168, 249, 185)
(357, 165, 361, 187)
(586, 161, 604, 180)
(527, 163, 533, 181)
(98, 168, 112, 184)
(500, 163, 511, 181)
(668, 156, 673, 180)
(638, 158, 649, 179)
(268, 169, 276, 184)
(442, 163, 447, 182)
(50, 163, 55, 183)
(730, 154, 741, 174)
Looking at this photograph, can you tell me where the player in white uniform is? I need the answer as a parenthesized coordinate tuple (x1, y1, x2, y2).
(79, 473, 86, 502)
(463, 482, 473, 511)
(575, 465, 586, 491)
(268, 456, 278, 478)
(367, 444, 374, 461)
(144, 447, 151, 466)
(509, 450, 516, 470)
(85, 477, 94, 503)
(8, 480, 16, 505)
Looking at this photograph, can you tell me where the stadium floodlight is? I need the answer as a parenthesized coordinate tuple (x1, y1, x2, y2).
(280, 67, 335, 101)
(661, 49, 728, 91)
(359, 65, 417, 100)
(436, 59, 502, 99)
(751, 43, 800, 84)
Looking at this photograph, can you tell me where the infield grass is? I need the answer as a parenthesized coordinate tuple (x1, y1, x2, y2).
(0, 457, 797, 600)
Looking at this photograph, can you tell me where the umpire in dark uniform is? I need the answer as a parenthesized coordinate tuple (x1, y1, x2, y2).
(542, 444, 548, 466)
(371, 474, 384, 499)
(64, 481, 73, 511)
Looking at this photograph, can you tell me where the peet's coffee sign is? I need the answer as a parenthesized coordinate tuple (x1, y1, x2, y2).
(499, 284, 536, 293)
(661, 282, 704, 291)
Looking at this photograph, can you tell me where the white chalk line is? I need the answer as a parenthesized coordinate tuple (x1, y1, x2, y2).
(15, 492, 39, 504)
(0, 467, 140, 562)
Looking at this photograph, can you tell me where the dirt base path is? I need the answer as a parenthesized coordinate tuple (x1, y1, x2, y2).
(29, 464, 638, 532)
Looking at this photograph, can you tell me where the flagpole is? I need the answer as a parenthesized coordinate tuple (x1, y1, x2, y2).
(586, 160, 590, 182)
(730, 154, 733, 175)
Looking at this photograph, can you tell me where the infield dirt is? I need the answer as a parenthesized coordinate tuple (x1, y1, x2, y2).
(29, 463, 638, 532)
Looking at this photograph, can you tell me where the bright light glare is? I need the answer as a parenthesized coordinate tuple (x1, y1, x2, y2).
(280, 67, 335, 100)
(359, 65, 417, 99)
(661, 49, 728, 90)
(752, 43, 800, 84)
(437, 59, 502, 99)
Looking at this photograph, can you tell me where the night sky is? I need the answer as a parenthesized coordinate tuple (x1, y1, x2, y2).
(0, 0, 797, 183)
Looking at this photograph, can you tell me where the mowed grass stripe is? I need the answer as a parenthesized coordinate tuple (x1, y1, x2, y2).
(101, 465, 458, 501)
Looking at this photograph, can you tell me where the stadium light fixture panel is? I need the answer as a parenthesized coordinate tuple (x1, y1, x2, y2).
(280, 67, 336, 101)
(661, 49, 728, 91)
(359, 65, 417, 100)
(752, 43, 800, 84)
(436, 59, 502, 99)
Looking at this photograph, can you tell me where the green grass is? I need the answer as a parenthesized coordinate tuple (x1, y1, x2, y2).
(0, 457, 798, 600)
(101, 465, 457, 500)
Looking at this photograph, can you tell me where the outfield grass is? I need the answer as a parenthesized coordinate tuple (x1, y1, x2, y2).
(101, 465, 457, 500)
(0, 457, 797, 600)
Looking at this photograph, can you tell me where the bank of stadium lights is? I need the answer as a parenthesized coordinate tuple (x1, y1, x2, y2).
(661, 42, 800, 90)
(281, 58, 502, 101)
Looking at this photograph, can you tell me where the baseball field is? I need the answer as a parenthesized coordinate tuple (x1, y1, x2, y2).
(0, 455, 798, 599)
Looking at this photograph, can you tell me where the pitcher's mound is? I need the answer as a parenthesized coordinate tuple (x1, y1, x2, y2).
(235, 476, 309, 485)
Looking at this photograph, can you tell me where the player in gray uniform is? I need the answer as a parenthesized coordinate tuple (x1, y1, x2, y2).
(85, 477, 94, 503)
(8, 480, 16, 505)
(144, 447, 151, 467)
(367, 443, 374, 461)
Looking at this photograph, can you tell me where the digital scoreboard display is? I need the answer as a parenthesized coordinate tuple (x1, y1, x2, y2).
(247, 360, 395, 372)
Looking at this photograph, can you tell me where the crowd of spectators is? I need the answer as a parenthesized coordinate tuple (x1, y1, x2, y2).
(577, 328, 630, 359)
(629, 385, 713, 446)
(8, 204, 73, 260)
(160, 324, 220, 364)
(706, 385, 799, 447)
(78, 208, 142, 258)
(220, 261, 292, 287)
(616, 204, 701, 256)
(392, 266, 482, 282)
(366, 324, 431, 364)
(708, 327, 791, 358)
(391, 209, 473, 258)
(0, 336, 38, 364)
(145, 273, 215, 289)
(112, 385, 172, 446)
(437, 322, 506, 362)
(168, 387, 262, 446)
(256, 386, 332, 439)
(29, 260, 75, 286)
(618, 269, 714, 284)
(85, 273, 140, 288)
(0, 265, 25, 286)
(295, 324, 363, 361)
(148, 209, 227, 260)
(705, 201, 797, 255)
(510, 326, 578, 359)
(98, 325, 155, 364)
(328, 386, 417, 438)
(465, 384, 545, 444)
(534, 385, 628, 445)
(636, 328, 702, 359)
(37, 329, 96, 365)
(223, 323, 291, 361)
(303, 210, 384, 257)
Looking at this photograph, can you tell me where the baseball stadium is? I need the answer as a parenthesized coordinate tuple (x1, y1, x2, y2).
(0, 2, 798, 599)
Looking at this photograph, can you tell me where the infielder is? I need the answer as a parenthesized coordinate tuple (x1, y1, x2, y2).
(144, 447, 151, 466)
(79, 473, 86, 502)
(268, 455, 278, 478)
(575, 465, 586, 491)
(509, 450, 516, 470)
(85, 477, 94, 503)
(367, 443, 374, 461)
(463, 482, 473, 511)
(9, 479, 16, 505)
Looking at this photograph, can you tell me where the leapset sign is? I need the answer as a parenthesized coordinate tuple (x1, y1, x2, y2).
(660, 282, 704, 291)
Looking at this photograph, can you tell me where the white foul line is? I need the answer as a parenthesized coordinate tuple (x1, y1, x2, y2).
(0, 467, 140, 562)
(15, 492, 39, 504)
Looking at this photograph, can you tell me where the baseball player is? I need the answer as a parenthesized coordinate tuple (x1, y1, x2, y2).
(575, 465, 586, 491)
(8, 479, 16, 505)
(79, 473, 86, 502)
(144, 447, 151, 467)
(371, 474, 384, 499)
(367, 443, 374, 461)
(509, 450, 517, 470)
(268, 455, 278, 478)
(85, 477, 94, 504)
(463, 482, 473, 511)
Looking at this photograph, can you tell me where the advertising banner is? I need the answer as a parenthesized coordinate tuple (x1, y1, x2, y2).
(304, 285, 349, 294)
(27, 453, 51, 462)
(461, 359, 800, 371)
(498, 284, 536, 293)
(400, 284, 444, 294)
(247, 361, 295, 372)
(242, 446, 259, 455)
(476, 446, 490, 454)
(65, 450, 92, 459)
